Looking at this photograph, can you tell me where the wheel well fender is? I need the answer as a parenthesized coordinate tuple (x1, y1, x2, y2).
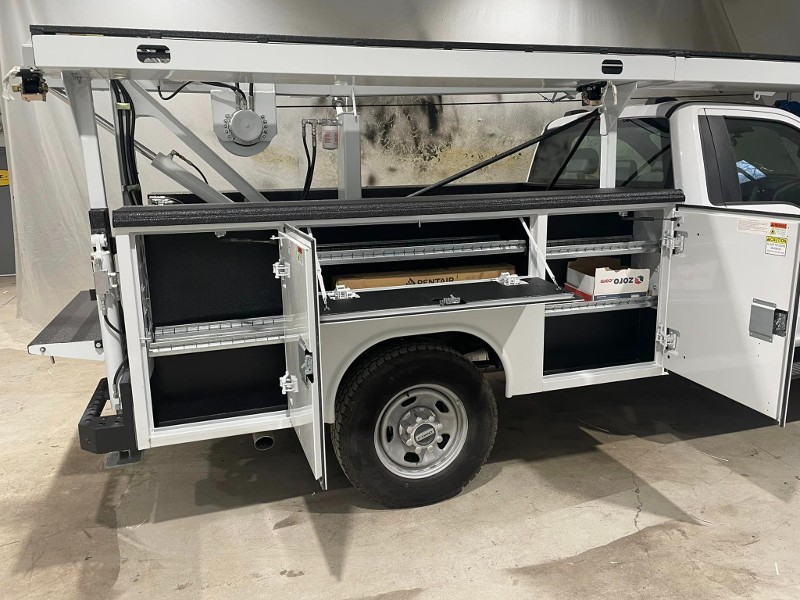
(321, 327, 509, 424)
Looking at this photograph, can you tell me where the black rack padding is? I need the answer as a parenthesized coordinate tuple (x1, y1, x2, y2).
(114, 188, 684, 230)
(29, 291, 101, 347)
(145, 231, 282, 327)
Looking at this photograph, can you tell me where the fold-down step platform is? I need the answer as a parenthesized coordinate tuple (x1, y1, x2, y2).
(320, 277, 573, 323)
(28, 291, 104, 361)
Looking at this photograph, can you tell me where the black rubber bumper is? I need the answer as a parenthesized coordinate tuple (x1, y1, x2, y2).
(79, 376, 138, 454)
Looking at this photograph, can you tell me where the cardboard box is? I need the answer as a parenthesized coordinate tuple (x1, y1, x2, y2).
(334, 263, 516, 290)
(565, 258, 649, 301)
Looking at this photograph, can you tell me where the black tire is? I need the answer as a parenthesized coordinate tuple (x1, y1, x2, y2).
(332, 342, 497, 508)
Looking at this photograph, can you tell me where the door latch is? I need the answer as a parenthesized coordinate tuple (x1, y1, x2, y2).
(273, 259, 290, 279)
(749, 299, 788, 342)
(279, 371, 299, 395)
(656, 326, 679, 352)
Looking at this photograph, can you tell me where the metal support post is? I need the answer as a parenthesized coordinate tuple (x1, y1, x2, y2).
(62, 71, 125, 410)
(336, 99, 362, 200)
(599, 82, 637, 188)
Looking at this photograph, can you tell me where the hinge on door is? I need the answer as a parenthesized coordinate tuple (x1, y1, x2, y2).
(279, 371, 299, 395)
(662, 230, 686, 255)
(327, 284, 360, 300)
(273, 259, 290, 279)
(495, 272, 528, 286)
(656, 326, 679, 352)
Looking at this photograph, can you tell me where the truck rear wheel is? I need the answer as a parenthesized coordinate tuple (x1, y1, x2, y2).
(332, 342, 497, 508)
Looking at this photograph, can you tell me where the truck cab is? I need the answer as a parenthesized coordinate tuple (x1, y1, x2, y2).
(532, 101, 800, 344)
(532, 101, 800, 216)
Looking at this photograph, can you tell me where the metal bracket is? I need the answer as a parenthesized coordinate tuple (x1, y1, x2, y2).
(495, 272, 527, 286)
(92, 260, 120, 314)
(327, 284, 360, 300)
(656, 326, 679, 352)
(439, 295, 463, 306)
(279, 372, 299, 395)
(600, 82, 638, 135)
(273, 259, 290, 279)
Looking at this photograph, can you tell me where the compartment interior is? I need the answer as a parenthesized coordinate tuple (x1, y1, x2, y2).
(315, 218, 529, 288)
(150, 345, 287, 427)
(145, 230, 282, 327)
(543, 308, 658, 374)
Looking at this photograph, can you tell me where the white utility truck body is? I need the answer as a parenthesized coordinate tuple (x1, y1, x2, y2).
(12, 25, 800, 506)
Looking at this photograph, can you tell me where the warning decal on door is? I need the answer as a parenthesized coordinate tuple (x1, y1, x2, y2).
(737, 218, 771, 235)
(766, 235, 788, 256)
(766, 222, 789, 256)
(769, 222, 789, 238)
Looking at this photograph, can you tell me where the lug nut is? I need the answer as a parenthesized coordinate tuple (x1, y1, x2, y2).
(416, 417, 422, 423)
(428, 416, 435, 423)
(435, 423, 443, 430)
(436, 436, 443, 443)
(415, 446, 423, 454)
(406, 439, 413, 446)
(427, 445, 434, 452)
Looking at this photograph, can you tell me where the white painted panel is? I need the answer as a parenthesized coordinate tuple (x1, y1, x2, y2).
(279, 225, 326, 488)
(666, 207, 800, 422)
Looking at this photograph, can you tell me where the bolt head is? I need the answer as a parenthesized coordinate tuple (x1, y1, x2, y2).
(427, 445, 433, 452)
(406, 439, 413, 447)
(428, 416, 435, 423)
(415, 446, 423, 454)
(436, 436, 443, 443)
(416, 417, 422, 423)
(435, 423, 443, 430)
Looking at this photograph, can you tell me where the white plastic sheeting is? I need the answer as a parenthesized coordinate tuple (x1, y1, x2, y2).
(0, 0, 742, 324)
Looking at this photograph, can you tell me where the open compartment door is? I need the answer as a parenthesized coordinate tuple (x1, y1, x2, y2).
(664, 207, 800, 424)
(277, 224, 327, 488)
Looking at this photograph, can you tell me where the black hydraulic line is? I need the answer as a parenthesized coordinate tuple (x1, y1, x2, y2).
(408, 108, 600, 197)
(111, 81, 136, 206)
(116, 82, 142, 205)
(169, 150, 209, 183)
(302, 141, 317, 200)
(546, 111, 600, 191)
(157, 81, 191, 100)
(157, 81, 247, 105)
(104, 313, 123, 337)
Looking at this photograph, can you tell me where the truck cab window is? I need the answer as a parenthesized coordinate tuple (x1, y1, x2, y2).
(725, 118, 800, 205)
(528, 117, 672, 189)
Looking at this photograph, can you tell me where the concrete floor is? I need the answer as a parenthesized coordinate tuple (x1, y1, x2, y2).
(2, 275, 800, 599)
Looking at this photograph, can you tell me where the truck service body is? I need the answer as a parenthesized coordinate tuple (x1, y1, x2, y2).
(12, 25, 800, 506)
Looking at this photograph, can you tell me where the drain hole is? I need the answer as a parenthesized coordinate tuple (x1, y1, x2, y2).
(437, 434, 450, 450)
(404, 452, 420, 463)
(386, 426, 394, 443)
(435, 400, 449, 413)
(401, 395, 417, 407)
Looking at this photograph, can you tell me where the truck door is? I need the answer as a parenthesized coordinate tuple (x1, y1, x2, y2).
(277, 225, 327, 488)
(664, 206, 800, 424)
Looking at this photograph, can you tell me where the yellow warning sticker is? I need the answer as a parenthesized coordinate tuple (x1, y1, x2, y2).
(0, 170, 8, 187)
(766, 235, 788, 257)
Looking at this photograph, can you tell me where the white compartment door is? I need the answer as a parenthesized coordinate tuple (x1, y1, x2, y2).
(278, 225, 327, 488)
(665, 207, 800, 423)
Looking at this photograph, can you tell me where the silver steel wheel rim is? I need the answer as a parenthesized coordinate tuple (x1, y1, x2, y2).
(373, 384, 469, 480)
